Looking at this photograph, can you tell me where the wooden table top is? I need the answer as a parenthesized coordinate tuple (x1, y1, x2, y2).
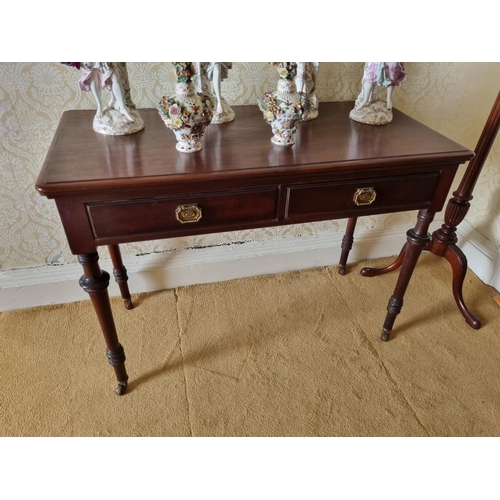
(36, 101, 474, 196)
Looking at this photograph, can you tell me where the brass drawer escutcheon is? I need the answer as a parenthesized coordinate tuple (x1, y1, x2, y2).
(175, 203, 202, 223)
(353, 187, 377, 206)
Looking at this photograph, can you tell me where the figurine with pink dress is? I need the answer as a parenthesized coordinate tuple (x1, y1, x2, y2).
(62, 62, 145, 135)
(350, 62, 406, 125)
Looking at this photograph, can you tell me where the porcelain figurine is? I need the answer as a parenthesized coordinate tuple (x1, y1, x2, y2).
(157, 62, 214, 153)
(349, 62, 407, 125)
(194, 62, 235, 124)
(258, 62, 304, 146)
(62, 62, 144, 135)
(193, 62, 210, 94)
(295, 62, 319, 121)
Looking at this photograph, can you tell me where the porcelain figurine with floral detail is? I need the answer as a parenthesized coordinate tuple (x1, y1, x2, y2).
(258, 62, 304, 146)
(62, 62, 144, 135)
(295, 62, 319, 121)
(349, 62, 406, 125)
(157, 62, 214, 153)
(194, 62, 235, 124)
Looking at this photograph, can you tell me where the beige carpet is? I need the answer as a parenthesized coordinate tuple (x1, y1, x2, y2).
(1, 254, 499, 437)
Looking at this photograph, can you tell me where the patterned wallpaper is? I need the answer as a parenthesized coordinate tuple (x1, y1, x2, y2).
(1, 62, 499, 271)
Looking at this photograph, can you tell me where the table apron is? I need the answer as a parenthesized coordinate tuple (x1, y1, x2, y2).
(54, 164, 459, 254)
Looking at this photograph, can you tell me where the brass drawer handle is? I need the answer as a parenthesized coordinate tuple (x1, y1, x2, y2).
(353, 187, 377, 206)
(175, 203, 202, 223)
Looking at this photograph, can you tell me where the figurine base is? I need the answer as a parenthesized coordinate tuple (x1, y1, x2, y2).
(211, 97, 235, 124)
(349, 93, 393, 125)
(93, 107, 145, 135)
(303, 108, 319, 121)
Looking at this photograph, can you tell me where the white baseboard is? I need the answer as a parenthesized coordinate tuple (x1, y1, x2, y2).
(1, 220, 498, 312)
(0, 224, 410, 312)
(456, 219, 500, 292)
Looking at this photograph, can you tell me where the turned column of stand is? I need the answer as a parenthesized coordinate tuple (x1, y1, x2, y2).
(360, 90, 500, 340)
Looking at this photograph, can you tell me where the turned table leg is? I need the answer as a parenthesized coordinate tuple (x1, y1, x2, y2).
(378, 209, 435, 341)
(78, 252, 129, 395)
(338, 217, 358, 275)
(108, 244, 133, 310)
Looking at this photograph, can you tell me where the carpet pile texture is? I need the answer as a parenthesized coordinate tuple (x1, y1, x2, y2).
(1, 255, 499, 436)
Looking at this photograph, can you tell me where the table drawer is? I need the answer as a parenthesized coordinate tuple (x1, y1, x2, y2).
(285, 172, 439, 220)
(87, 187, 279, 239)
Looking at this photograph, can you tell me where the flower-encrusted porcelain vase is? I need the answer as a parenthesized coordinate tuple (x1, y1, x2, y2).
(158, 62, 213, 153)
(258, 62, 304, 146)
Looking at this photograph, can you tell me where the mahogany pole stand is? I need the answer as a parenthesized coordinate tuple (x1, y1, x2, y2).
(361, 90, 500, 340)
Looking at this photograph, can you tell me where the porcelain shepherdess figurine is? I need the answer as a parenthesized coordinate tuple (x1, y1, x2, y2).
(62, 62, 145, 135)
(258, 62, 304, 146)
(349, 62, 406, 125)
(295, 62, 319, 121)
(157, 62, 214, 153)
(194, 62, 235, 124)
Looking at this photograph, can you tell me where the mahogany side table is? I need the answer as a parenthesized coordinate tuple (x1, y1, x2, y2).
(36, 102, 474, 395)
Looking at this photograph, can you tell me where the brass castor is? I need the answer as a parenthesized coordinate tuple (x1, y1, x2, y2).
(380, 329, 391, 342)
(115, 381, 128, 396)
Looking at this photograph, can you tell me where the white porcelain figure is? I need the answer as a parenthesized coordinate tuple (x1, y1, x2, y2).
(258, 63, 304, 146)
(193, 62, 210, 94)
(158, 62, 214, 153)
(194, 62, 235, 124)
(349, 62, 407, 125)
(295, 62, 319, 121)
(71, 62, 144, 135)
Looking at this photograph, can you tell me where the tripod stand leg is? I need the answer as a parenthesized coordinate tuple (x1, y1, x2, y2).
(360, 243, 407, 277)
(444, 244, 481, 329)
